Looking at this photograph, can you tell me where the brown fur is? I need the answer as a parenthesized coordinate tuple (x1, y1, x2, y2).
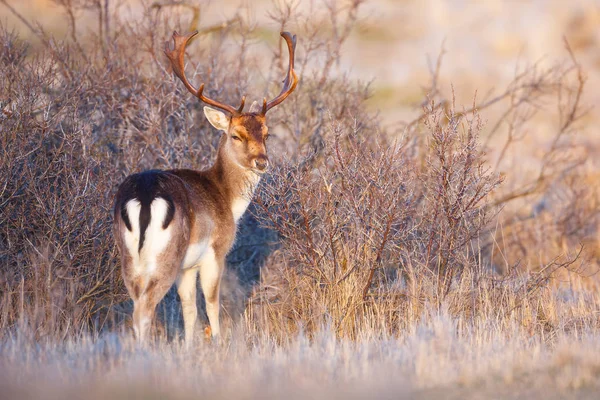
(117, 30, 297, 345)
(113, 113, 271, 344)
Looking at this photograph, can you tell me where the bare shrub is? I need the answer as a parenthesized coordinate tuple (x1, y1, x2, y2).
(0, 0, 595, 346)
(246, 38, 594, 342)
(409, 40, 597, 278)
(0, 24, 123, 337)
(249, 95, 505, 339)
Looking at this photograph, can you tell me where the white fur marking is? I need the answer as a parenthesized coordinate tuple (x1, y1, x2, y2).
(123, 198, 172, 278)
(182, 239, 209, 270)
(232, 172, 261, 222)
(231, 196, 252, 223)
(123, 199, 141, 255)
(140, 198, 172, 275)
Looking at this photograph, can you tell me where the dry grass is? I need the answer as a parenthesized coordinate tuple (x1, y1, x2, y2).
(1, 0, 599, 398)
(1, 298, 600, 399)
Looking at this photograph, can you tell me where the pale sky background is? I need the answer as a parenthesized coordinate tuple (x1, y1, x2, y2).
(2, 0, 599, 136)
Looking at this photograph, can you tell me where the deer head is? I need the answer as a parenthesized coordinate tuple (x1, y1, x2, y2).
(164, 30, 298, 174)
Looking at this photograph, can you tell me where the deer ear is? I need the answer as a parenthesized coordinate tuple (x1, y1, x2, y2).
(203, 107, 230, 131)
(249, 101, 261, 113)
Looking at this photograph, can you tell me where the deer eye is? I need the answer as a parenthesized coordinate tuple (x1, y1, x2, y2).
(264, 133, 270, 141)
(231, 135, 242, 141)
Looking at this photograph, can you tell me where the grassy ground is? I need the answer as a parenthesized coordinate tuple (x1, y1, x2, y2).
(2, 312, 599, 399)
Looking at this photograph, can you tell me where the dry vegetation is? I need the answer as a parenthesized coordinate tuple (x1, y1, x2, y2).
(0, 0, 599, 398)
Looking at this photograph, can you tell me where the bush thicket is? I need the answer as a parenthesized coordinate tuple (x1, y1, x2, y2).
(0, 0, 597, 342)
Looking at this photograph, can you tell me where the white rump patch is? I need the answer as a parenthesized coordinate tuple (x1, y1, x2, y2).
(149, 197, 172, 232)
(123, 199, 141, 255)
(123, 197, 172, 277)
(140, 198, 172, 275)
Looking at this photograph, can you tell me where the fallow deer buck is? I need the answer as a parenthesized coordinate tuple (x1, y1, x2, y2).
(113, 30, 298, 344)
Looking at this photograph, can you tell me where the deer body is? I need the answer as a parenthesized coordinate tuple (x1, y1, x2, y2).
(113, 31, 298, 344)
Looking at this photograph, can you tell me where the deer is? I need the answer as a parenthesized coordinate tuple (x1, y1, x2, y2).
(113, 30, 298, 345)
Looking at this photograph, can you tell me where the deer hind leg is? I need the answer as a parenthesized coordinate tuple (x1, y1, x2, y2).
(199, 248, 224, 338)
(177, 268, 198, 346)
(131, 275, 174, 344)
(132, 287, 153, 343)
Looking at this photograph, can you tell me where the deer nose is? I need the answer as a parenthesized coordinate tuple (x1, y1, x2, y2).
(254, 157, 269, 172)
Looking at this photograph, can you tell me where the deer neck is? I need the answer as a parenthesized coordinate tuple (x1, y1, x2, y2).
(210, 136, 261, 222)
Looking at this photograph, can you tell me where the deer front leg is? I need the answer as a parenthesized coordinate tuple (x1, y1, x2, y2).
(177, 268, 198, 346)
(199, 248, 224, 339)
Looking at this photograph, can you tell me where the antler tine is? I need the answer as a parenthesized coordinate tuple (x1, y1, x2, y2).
(237, 96, 246, 114)
(164, 31, 244, 115)
(263, 32, 299, 114)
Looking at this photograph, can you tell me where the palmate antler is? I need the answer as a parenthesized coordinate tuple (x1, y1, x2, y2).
(164, 31, 298, 116)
